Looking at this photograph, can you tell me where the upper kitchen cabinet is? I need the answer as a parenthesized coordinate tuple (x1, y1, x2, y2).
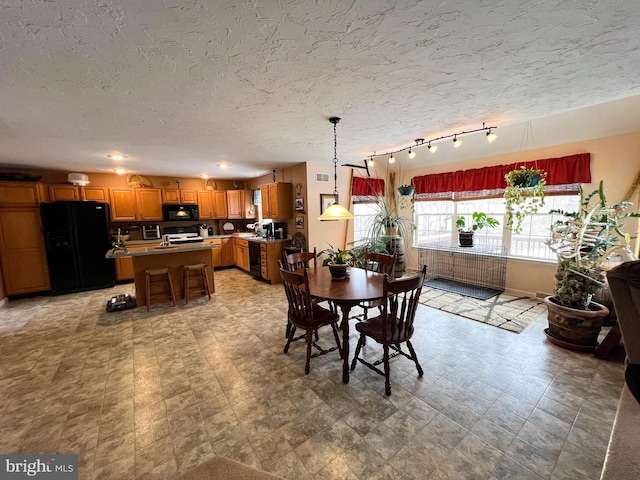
(226, 190, 256, 219)
(0, 207, 50, 295)
(135, 188, 163, 221)
(110, 188, 137, 221)
(261, 182, 293, 219)
(197, 190, 215, 219)
(82, 186, 110, 203)
(162, 189, 197, 204)
(214, 191, 228, 218)
(48, 184, 80, 201)
(48, 185, 111, 203)
(0, 181, 45, 206)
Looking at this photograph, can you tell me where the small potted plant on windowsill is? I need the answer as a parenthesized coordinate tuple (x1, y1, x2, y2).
(504, 166, 547, 233)
(456, 212, 500, 247)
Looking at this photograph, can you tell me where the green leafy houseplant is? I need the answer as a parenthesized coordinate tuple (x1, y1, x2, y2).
(366, 192, 415, 241)
(546, 180, 639, 310)
(455, 212, 499, 247)
(504, 166, 547, 233)
(317, 244, 354, 279)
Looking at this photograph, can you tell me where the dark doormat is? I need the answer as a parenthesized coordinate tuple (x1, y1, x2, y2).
(424, 277, 503, 300)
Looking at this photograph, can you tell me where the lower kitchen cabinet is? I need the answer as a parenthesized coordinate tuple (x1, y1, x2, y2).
(260, 242, 283, 284)
(234, 238, 249, 272)
(0, 207, 50, 295)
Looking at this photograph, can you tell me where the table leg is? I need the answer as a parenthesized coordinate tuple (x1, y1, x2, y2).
(340, 305, 352, 383)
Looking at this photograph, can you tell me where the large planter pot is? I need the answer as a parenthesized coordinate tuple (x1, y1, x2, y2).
(384, 235, 405, 278)
(458, 231, 474, 247)
(543, 296, 609, 352)
(328, 263, 348, 280)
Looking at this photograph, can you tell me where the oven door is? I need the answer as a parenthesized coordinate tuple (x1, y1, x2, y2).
(248, 242, 261, 278)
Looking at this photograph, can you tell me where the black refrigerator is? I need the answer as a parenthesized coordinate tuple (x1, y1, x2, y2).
(41, 201, 116, 294)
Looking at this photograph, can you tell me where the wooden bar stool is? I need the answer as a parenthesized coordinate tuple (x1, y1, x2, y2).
(183, 263, 212, 304)
(145, 268, 177, 311)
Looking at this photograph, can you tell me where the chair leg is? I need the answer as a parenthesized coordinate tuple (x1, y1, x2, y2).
(166, 272, 176, 307)
(201, 268, 211, 300)
(284, 325, 297, 354)
(406, 340, 424, 377)
(305, 330, 312, 375)
(145, 273, 151, 312)
(330, 322, 342, 358)
(285, 319, 292, 338)
(350, 335, 365, 370)
(383, 344, 391, 396)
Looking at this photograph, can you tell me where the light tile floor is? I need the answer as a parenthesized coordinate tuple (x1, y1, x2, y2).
(0, 268, 625, 479)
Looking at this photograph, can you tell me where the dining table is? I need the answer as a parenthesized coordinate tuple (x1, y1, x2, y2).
(305, 266, 386, 383)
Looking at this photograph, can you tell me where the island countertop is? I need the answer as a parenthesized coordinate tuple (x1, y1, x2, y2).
(106, 242, 214, 259)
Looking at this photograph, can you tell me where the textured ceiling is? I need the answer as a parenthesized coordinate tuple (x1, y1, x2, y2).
(1, 0, 639, 179)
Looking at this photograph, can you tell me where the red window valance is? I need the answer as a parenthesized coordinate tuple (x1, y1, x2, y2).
(352, 177, 385, 200)
(411, 153, 591, 195)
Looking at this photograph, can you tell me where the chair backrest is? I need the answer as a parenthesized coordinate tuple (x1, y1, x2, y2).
(285, 247, 317, 271)
(381, 265, 427, 341)
(607, 260, 640, 364)
(280, 266, 313, 323)
(364, 250, 396, 276)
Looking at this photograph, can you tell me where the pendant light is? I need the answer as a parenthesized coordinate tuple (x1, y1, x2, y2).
(318, 117, 354, 221)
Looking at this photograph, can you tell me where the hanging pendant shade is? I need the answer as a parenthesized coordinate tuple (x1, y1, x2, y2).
(317, 117, 354, 221)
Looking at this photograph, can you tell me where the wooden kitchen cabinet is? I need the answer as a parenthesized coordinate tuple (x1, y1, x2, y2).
(0, 182, 45, 207)
(260, 241, 283, 284)
(234, 238, 249, 271)
(82, 186, 110, 203)
(162, 189, 197, 204)
(48, 185, 110, 203)
(48, 184, 80, 201)
(220, 237, 235, 266)
(110, 188, 137, 221)
(0, 207, 50, 295)
(226, 190, 256, 219)
(197, 190, 215, 219)
(214, 191, 228, 219)
(135, 188, 163, 221)
(260, 182, 293, 219)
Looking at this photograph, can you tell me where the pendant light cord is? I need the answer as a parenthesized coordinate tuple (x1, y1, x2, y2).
(330, 116, 341, 202)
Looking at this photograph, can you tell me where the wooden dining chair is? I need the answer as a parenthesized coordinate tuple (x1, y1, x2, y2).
(353, 250, 396, 322)
(350, 265, 427, 395)
(284, 247, 318, 271)
(280, 266, 342, 374)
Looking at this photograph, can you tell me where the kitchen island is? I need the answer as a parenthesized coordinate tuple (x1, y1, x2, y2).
(106, 242, 215, 307)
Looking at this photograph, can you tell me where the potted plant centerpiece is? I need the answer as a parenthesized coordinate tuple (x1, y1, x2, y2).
(317, 245, 353, 280)
(544, 181, 639, 350)
(455, 212, 500, 247)
(504, 166, 547, 233)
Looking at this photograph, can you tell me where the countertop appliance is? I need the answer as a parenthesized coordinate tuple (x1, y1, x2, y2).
(272, 221, 287, 240)
(41, 201, 115, 294)
(163, 226, 204, 244)
(142, 224, 161, 240)
(163, 204, 199, 222)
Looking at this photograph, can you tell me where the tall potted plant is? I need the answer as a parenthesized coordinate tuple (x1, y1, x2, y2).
(544, 181, 639, 350)
(504, 166, 547, 233)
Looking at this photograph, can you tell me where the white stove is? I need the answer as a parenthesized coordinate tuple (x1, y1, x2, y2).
(163, 233, 204, 244)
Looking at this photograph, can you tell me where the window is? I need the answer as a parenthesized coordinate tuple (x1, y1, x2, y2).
(353, 203, 377, 245)
(413, 194, 580, 261)
(414, 201, 454, 245)
(509, 195, 579, 260)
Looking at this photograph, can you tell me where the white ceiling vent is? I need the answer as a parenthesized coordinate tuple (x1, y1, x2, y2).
(316, 173, 330, 183)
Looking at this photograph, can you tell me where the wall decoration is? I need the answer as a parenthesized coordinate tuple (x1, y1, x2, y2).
(295, 216, 304, 229)
(320, 194, 335, 215)
(295, 197, 304, 211)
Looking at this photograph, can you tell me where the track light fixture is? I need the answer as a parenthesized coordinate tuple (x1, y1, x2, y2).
(364, 122, 497, 163)
(368, 157, 375, 166)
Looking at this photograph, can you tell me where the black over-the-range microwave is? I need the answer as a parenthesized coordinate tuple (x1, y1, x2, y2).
(162, 204, 199, 221)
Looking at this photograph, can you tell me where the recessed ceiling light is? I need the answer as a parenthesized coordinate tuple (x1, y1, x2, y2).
(217, 164, 230, 169)
(201, 174, 209, 179)
(114, 168, 126, 175)
(108, 154, 126, 161)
